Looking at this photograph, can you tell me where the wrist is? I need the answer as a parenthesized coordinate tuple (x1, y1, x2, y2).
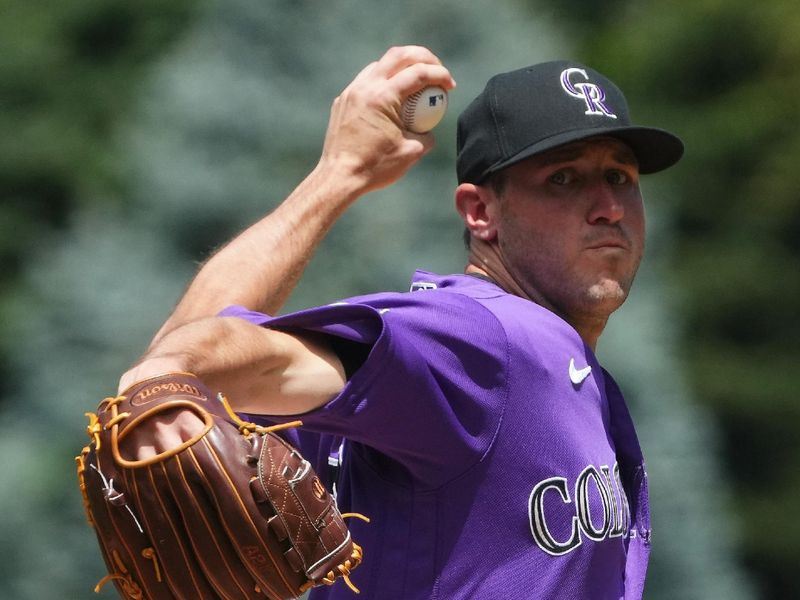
(118, 355, 194, 395)
(311, 155, 373, 203)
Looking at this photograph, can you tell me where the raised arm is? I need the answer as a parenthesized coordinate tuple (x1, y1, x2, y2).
(148, 46, 455, 347)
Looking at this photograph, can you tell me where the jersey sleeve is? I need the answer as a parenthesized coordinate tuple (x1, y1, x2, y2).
(218, 291, 508, 489)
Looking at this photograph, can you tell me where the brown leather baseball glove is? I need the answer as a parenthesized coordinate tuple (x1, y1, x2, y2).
(76, 372, 365, 599)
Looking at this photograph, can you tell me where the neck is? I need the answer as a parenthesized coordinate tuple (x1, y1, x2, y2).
(465, 238, 606, 350)
(466, 238, 530, 300)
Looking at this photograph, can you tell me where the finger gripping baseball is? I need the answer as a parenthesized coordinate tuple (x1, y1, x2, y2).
(76, 372, 364, 599)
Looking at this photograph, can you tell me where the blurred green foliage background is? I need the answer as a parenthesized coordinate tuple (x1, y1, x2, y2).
(1, 1, 797, 598)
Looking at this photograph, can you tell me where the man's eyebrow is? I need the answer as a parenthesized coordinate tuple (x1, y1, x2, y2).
(534, 147, 584, 166)
(611, 149, 638, 167)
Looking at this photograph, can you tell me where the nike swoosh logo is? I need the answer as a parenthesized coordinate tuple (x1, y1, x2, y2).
(569, 358, 592, 385)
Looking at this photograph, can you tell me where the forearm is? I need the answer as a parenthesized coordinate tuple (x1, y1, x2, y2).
(148, 47, 454, 346)
(150, 162, 363, 346)
(123, 317, 346, 415)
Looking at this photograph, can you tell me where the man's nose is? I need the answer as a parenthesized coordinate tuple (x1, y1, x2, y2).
(586, 182, 625, 225)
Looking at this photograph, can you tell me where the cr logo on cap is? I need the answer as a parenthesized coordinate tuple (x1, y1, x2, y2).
(560, 68, 617, 119)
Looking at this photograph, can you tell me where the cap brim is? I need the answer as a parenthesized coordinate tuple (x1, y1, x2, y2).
(483, 125, 684, 179)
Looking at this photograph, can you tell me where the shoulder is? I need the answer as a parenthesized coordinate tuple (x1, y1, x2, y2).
(356, 276, 509, 347)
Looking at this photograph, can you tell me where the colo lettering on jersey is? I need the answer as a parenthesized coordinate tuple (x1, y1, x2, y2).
(528, 462, 631, 556)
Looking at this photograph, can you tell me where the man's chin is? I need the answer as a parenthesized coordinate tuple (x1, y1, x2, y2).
(585, 279, 629, 311)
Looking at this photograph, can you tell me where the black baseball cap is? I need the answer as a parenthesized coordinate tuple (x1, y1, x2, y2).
(456, 61, 684, 184)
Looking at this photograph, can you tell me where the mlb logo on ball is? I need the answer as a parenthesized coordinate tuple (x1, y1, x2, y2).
(402, 85, 449, 133)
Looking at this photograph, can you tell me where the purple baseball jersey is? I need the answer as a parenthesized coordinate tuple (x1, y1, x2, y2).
(220, 271, 651, 600)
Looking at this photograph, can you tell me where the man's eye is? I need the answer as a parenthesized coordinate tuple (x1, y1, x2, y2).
(607, 170, 628, 185)
(549, 171, 571, 185)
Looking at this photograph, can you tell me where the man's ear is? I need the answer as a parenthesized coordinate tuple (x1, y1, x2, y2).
(455, 183, 498, 242)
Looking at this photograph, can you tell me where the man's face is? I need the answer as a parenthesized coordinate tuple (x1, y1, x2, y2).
(492, 137, 645, 324)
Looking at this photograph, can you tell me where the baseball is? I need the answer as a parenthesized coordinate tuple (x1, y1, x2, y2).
(401, 86, 448, 133)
